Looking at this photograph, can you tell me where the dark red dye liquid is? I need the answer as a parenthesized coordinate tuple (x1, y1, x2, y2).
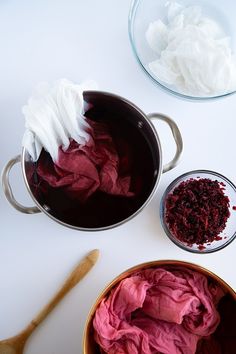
(26, 95, 158, 228)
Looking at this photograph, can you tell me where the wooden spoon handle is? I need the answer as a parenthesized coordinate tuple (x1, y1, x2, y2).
(23, 249, 99, 338)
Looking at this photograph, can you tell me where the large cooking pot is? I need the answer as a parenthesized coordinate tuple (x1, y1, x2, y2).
(2, 91, 183, 231)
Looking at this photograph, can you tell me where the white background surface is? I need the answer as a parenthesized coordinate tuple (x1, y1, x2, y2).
(0, 1, 235, 353)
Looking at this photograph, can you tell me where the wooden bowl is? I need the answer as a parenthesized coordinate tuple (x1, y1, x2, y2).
(83, 260, 236, 354)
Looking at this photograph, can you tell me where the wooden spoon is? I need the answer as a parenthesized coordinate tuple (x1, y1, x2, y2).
(0, 249, 100, 354)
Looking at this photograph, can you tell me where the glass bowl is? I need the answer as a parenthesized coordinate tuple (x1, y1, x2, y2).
(128, 0, 236, 100)
(160, 170, 236, 253)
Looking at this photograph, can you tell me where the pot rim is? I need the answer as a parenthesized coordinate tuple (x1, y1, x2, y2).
(21, 90, 163, 231)
(82, 259, 236, 353)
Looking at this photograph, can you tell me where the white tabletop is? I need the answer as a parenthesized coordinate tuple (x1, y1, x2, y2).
(0, 1, 235, 353)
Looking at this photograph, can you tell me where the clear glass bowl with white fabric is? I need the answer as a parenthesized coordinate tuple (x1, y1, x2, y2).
(128, 0, 236, 100)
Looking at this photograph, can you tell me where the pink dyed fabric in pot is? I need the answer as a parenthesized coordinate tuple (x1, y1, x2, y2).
(33, 119, 134, 202)
(93, 267, 224, 354)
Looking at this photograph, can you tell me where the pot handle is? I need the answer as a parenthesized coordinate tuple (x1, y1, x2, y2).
(147, 113, 183, 173)
(1, 155, 41, 214)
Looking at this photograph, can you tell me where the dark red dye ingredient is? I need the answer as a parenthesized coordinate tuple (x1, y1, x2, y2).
(215, 235, 223, 241)
(233, 206, 236, 211)
(165, 178, 230, 245)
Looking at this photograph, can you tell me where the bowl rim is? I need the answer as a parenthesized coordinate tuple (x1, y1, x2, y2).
(82, 259, 236, 353)
(160, 169, 236, 253)
(128, 0, 236, 101)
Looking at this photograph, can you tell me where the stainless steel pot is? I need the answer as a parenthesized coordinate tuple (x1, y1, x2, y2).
(1, 91, 183, 231)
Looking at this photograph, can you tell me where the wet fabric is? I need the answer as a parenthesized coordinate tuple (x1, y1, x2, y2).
(34, 119, 134, 202)
(93, 267, 224, 354)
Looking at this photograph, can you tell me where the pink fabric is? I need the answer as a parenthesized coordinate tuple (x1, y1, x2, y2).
(93, 267, 224, 354)
(35, 119, 134, 202)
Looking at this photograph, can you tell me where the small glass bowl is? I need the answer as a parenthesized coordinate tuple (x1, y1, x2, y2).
(128, 0, 236, 101)
(160, 170, 236, 253)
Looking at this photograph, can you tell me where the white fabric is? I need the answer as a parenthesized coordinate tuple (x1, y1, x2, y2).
(146, 2, 236, 96)
(22, 79, 98, 162)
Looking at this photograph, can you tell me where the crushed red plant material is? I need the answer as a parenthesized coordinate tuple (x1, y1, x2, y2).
(165, 178, 230, 245)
